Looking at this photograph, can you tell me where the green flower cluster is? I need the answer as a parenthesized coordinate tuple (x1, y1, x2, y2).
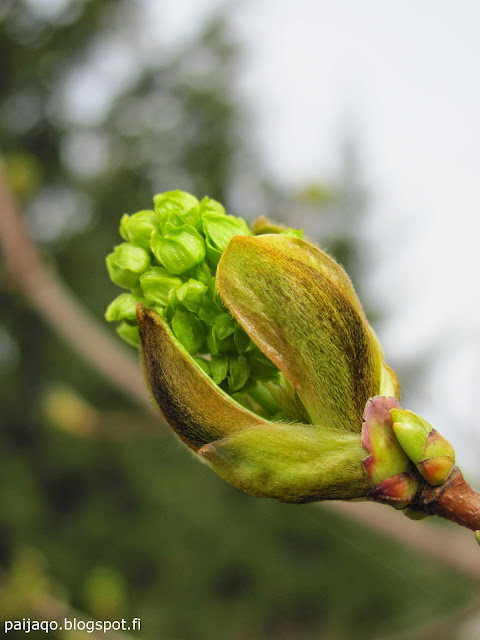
(105, 190, 303, 413)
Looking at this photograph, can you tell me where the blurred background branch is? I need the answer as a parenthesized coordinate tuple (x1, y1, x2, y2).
(0, 164, 153, 413)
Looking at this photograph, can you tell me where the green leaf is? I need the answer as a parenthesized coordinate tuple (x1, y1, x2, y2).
(217, 235, 392, 431)
(137, 305, 267, 449)
(150, 225, 205, 275)
(199, 423, 369, 503)
(106, 243, 151, 289)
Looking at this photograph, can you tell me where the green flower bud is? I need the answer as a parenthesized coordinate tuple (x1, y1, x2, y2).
(193, 356, 211, 376)
(105, 293, 141, 322)
(116, 321, 140, 347)
(207, 326, 236, 356)
(250, 216, 288, 235)
(140, 267, 183, 307)
(227, 355, 251, 391)
(403, 506, 429, 521)
(390, 408, 455, 486)
(176, 279, 208, 313)
(214, 313, 237, 340)
(154, 189, 199, 216)
(120, 210, 158, 250)
(171, 307, 205, 355)
(195, 261, 212, 285)
(233, 328, 250, 354)
(361, 397, 422, 509)
(132, 222, 402, 502)
(106, 243, 150, 289)
(150, 226, 205, 275)
(210, 355, 229, 385)
(247, 348, 279, 380)
(155, 191, 201, 233)
(235, 380, 281, 417)
(198, 196, 226, 216)
(203, 212, 252, 266)
(250, 216, 304, 239)
(198, 299, 220, 324)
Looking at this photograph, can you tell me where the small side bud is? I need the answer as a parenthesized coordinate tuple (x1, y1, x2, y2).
(417, 455, 455, 487)
(402, 506, 429, 521)
(361, 396, 409, 487)
(171, 307, 205, 355)
(366, 472, 419, 510)
(390, 409, 455, 486)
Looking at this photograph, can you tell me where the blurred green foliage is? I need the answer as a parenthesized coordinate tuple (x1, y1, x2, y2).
(0, 1, 475, 638)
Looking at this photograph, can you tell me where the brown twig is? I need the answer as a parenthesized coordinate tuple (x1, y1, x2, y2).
(420, 467, 480, 531)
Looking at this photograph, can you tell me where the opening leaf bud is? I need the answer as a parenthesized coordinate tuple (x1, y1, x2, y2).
(106, 190, 409, 505)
